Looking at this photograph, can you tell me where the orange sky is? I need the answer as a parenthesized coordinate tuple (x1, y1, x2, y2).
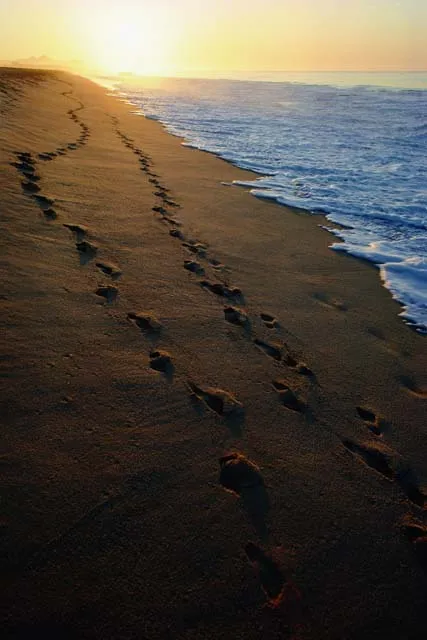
(1, 0, 426, 75)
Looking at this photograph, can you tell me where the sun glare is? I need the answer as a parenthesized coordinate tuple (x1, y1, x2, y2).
(88, 9, 174, 76)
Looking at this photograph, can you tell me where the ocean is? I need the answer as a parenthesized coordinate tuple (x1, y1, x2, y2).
(112, 72, 427, 332)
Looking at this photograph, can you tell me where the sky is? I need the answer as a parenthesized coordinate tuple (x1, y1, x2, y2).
(1, 0, 426, 76)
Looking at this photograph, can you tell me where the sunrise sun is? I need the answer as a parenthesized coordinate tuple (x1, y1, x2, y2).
(90, 11, 173, 75)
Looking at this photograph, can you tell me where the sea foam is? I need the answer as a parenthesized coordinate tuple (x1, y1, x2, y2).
(118, 76, 427, 332)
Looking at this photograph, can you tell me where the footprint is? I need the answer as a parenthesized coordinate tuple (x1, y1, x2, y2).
(63, 223, 88, 241)
(12, 161, 34, 173)
(272, 380, 303, 413)
(20, 163, 37, 174)
(399, 375, 427, 399)
(38, 152, 54, 161)
(282, 349, 298, 368)
(224, 305, 248, 327)
(162, 216, 182, 227)
(313, 292, 347, 311)
(345, 439, 427, 506)
(184, 260, 204, 275)
(22, 171, 40, 182)
(254, 338, 304, 372)
(183, 242, 207, 258)
(16, 152, 33, 163)
(260, 313, 278, 329)
(22, 180, 40, 194)
(43, 208, 58, 220)
(356, 406, 375, 420)
(295, 363, 315, 378)
(12, 157, 33, 168)
(127, 312, 162, 333)
(152, 205, 167, 215)
(245, 543, 286, 604)
(403, 519, 427, 541)
(209, 258, 225, 271)
(254, 338, 282, 361)
(169, 229, 184, 240)
(367, 326, 386, 341)
(188, 382, 243, 417)
(342, 439, 394, 480)
(402, 518, 427, 572)
(76, 240, 98, 258)
(149, 350, 173, 376)
(356, 406, 382, 435)
(96, 261, 122, 279)
(397, 468, 427, 509)
(410, 538, 427, 570)
(33, 195, 54, 210)
(220, 453, 269, 538)
(200, 280, 242, 300)
(219, 453, 263, 494)
(164, 199, 179, 208)
(95, 286, 118, 303)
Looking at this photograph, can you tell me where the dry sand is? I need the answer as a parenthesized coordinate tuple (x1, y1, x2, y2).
(1, 67, 426, 639)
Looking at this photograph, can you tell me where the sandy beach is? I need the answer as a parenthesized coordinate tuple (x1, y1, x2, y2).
(1, 68, 426, 639)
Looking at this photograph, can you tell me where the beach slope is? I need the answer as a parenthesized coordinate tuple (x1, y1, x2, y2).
(1, 68, 426, 639)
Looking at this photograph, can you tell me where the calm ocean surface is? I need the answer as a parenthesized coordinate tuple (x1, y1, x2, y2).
(111, 72, 427, 332)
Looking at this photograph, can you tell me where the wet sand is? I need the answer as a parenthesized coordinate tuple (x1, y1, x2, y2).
(1, 67, 426, 639)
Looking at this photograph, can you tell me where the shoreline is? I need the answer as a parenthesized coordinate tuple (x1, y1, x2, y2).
(1, 68, 427, 640)
(107, 77, 427, 333)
